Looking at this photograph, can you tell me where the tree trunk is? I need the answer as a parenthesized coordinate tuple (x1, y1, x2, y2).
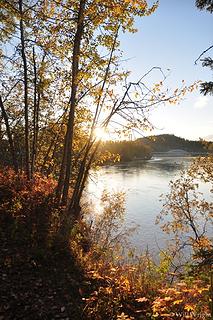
(19, 0, 30, 179)
(56, 0, 86, 204)
(67, 27, 119, 217)
(31, 47, 38, 175)
(0, 95, 18, 172)
(68, 139, 101, 223)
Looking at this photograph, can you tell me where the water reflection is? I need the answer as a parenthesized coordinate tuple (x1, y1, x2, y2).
(86, 157, 194, 253)
(104, 157, 192, 175)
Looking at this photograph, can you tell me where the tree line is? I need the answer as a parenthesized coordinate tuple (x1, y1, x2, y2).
(99, 140, 152, 163)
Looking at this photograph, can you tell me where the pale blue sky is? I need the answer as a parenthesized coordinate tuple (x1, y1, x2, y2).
(120, 0, 213, 140)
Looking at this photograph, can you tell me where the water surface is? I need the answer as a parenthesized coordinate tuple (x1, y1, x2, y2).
(86, 157, 196, 252)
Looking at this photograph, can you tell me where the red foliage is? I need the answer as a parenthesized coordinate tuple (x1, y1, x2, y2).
(0, 168, 58, 249)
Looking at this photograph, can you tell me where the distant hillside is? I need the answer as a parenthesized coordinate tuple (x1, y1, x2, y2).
(137, 134, 207, 153)
(99, 134, 210, 164)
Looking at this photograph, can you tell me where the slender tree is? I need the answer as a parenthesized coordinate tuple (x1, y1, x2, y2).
(57, 0, 86, 204)
(19, 0, 30, 179)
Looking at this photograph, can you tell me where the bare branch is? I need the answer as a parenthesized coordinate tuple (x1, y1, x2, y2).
(195, 45, 213, 64)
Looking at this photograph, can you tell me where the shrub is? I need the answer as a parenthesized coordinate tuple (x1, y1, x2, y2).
(0, 168, 60, 251)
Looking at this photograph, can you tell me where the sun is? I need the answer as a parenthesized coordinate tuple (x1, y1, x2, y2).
(94, 127, 109, 141)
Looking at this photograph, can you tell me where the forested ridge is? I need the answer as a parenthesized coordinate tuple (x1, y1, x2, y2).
(138, 134, 210, 153)
(99, 134, 210, 164)
(0, 0, 213, 319)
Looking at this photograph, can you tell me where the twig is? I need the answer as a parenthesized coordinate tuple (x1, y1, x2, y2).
(195, 45, 213, 65)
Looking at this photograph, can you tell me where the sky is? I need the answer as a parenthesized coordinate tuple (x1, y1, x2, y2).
(119, 0, 213, 141)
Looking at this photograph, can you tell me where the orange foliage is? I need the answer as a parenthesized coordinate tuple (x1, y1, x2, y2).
(0, 168, 59, 249)
(152, 280, 211, 319)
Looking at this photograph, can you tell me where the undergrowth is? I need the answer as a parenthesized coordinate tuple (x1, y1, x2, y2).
(70, 193, 212, 319)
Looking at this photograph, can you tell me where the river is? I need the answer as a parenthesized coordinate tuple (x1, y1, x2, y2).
(85, 157, 203, 253)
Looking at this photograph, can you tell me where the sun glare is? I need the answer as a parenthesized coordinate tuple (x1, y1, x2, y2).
(94, 128, 109, 141)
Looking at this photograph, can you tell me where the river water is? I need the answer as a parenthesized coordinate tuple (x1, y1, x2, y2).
(85, 157, 200, 252)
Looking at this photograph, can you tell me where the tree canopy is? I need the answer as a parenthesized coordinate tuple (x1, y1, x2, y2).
(196, 0, 213, 13)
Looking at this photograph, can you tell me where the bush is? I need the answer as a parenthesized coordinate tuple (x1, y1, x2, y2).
(0, 168, 60, 251)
